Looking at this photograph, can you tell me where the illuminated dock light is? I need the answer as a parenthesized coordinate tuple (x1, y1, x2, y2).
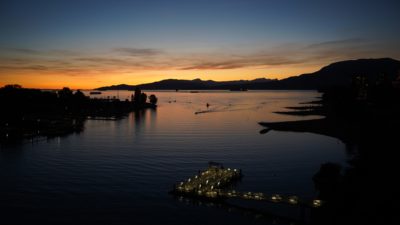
(313, 199, 322, 207)
(288, 196, 299, 204)
(271, 194, 282, 202)
(171, 164, 326, 208)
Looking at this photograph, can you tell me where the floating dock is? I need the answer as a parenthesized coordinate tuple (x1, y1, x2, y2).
(170, 162, 242, 198)
(170, 162, 323, 208)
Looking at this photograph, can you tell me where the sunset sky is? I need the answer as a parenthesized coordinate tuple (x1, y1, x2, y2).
(1, 0, 399, 89)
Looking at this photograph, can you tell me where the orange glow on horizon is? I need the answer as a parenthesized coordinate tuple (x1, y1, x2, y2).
(0, 64, 322, 89)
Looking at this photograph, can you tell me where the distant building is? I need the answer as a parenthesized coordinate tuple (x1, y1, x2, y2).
(352, 75, 368, 101)
(392, 72, 400, 89)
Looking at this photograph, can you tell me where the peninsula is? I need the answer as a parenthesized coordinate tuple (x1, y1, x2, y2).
(0, 86, 157, 143)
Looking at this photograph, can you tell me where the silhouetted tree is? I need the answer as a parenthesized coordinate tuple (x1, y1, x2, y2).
(72, 90, 87, 111)
(149, 94, 158, 105)
(4, 84, 22, 89)
(133, 88, 141, 103)
(58, 87, 73, 99)
(74, 90, 85, 98)
(0, 85, 156, 143)
(313, 163, 342, 201)
(140, 93, 147, 104)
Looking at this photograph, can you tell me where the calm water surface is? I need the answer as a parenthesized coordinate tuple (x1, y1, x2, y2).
(0, 91, 346, 225)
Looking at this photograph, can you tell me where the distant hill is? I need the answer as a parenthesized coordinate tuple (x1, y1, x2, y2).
(96, 78, 276, 90)
(96, 58, 400, 90)
(260, 58, 400, 90)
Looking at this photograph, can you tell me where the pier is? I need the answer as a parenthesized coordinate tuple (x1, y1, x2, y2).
(171, 162, 323, 208)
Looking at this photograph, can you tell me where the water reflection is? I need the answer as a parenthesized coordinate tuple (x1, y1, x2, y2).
(174, 195, 307, 225)
(0, 90, 345, 225)
(130, 108, 157, 136)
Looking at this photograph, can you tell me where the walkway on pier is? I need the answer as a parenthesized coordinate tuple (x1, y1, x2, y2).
(172, 163, 323, 209)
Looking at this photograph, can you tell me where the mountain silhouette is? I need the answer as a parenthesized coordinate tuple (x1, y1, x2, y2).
(263, 58, 400, 89)
(96, 58, 400, 90)
(96, 78, 275, 90)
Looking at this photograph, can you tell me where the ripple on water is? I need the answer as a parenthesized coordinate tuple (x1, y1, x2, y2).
(0, 91, 346, 225)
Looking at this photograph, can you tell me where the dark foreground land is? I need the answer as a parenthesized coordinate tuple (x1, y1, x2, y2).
(260, 75, 400, 225)
(0, 85, 157, 143)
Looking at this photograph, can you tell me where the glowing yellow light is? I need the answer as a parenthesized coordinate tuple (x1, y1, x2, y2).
(288, 196, 298, 204)
(271, 194, 282, 202)
(313, 199, 322, 207)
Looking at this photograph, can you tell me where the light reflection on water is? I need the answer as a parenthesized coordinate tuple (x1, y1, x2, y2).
(0, 90, 345, 225)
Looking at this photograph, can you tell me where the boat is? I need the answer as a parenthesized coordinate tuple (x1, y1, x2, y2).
(90, 91, 102, 95)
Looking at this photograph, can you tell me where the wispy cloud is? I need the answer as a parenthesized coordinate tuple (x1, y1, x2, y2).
(48, 49, 81, 56)
(75, 57, 131, 65)
(21, 65, 49, 71)
(1, 47, 81, 57)
(3, 48, 41, 54)
(306, 38, 367, 49)
(180, 54, 305, 70)
(113, 47, 164, 56)
(1, 39, 397, 77)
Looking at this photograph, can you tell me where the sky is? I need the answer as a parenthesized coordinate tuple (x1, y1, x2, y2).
(1, 0, 399, 89)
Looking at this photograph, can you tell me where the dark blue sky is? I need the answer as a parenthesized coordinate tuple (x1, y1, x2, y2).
(1, 0, 399, 50)
(1, 0, 399, 88)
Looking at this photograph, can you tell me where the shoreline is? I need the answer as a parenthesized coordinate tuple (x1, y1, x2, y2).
(0, 86, 157, 143)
